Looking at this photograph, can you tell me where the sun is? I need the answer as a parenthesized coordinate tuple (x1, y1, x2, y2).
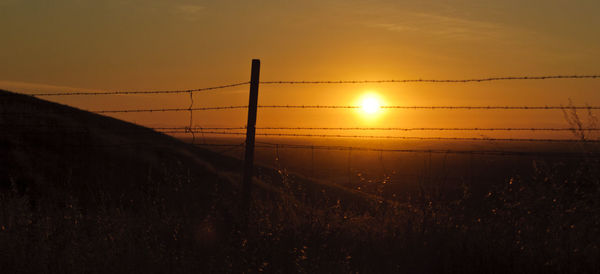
(356, 92, 385, 122)
(361, 95, 382, 115)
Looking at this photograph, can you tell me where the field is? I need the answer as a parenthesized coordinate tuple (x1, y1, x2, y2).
(2, 90, 600, 273)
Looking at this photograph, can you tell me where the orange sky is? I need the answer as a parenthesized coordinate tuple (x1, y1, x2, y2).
(1, 0, 599, 140)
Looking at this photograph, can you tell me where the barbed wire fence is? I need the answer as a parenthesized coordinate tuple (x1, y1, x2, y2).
(4, 70, 600, 213)
(3, 74, 600, 152)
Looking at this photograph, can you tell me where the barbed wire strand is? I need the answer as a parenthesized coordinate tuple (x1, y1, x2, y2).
(260, 75, 600, 84)
(97, 105, 600, 113)
(154, 126, 600, 132)
(160, 130, 600, 143)
(194, 143, 245, 148)
(6, 124, 600, 132)
(15, 75, 600, 97)
(3, 127, 597, 145)
(7, 140, 596, 158)
(27, 82, 250, 96)
(7, 127, 597, 144)
(196, 142, 245, 154)
(95, 106, 248, 113)
(258, 105, 600, 110)
(253, 141, 600, 158)
(3, 105, 600, 116)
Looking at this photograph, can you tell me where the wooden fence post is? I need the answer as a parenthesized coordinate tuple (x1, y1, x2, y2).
(242, 59, 261, 218)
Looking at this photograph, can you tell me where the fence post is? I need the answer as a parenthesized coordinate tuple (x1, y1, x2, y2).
(242, 59, 261, 219)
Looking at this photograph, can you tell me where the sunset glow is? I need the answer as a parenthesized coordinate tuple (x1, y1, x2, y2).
(2, 2, 600, 272)
(1, 1, 598, 132)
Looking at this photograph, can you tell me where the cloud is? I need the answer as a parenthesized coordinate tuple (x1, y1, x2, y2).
(368, 12, 507, 42)
(0, 80, 100, 94)
(174, 4, 206, 22)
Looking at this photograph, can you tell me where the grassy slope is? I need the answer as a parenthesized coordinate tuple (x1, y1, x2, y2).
(0, 90, 248, 272)
(1, 89, 600, 273)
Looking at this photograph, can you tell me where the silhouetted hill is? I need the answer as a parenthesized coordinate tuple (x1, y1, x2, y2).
(0, 89, 248, 212)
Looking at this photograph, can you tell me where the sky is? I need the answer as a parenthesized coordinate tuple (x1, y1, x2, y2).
(1, 0, 599, 139)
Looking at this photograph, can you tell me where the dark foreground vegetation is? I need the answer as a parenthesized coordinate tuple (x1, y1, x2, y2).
(1, 90, 600, 273)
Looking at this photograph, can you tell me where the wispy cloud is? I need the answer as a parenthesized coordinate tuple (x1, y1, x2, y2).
(0, 80, 100, 94)
(368, 12, 507, 42)
(174, 4, 206, 22)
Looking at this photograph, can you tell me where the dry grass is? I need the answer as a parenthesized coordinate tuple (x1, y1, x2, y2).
(1, 91, 599, 273)
(1, 151, 599, 273)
